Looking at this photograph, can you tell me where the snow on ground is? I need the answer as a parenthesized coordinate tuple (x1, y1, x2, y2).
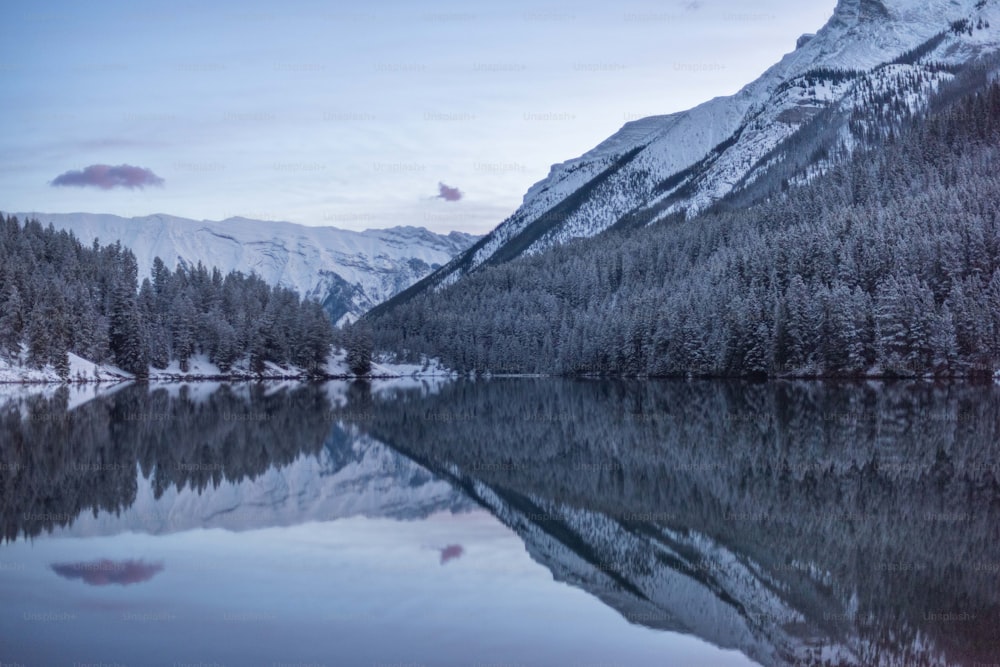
(325, 349, 456, 379)
(0, 348, 132, 384)
(0, 349, 456, 386)
(148, 353, 317, 380)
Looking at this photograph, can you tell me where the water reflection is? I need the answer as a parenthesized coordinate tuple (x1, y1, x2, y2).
(1, 379, 998, 666)
(0, 382, 466, 541)
(337, 379, 1000, 667)
(50, 559, 164, 586)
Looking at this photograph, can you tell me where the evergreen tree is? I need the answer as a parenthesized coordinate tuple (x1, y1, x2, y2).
(344, 321, 373, 376)
(0, 286, 24, 357)
(0, 215, 336, 380)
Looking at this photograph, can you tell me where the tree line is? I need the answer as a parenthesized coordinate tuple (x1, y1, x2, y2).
(0, 217, 335, 378)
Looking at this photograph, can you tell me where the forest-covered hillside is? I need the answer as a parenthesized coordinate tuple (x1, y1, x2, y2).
(368, 80, 1000, 378)
(0, 217, 334, 378)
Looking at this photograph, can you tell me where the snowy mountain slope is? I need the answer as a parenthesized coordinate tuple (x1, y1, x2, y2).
(17, 211, 478, 323)
(377, 0, 1000, 303)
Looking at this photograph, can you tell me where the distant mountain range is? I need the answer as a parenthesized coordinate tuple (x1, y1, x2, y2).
(17, 211, 478, 324)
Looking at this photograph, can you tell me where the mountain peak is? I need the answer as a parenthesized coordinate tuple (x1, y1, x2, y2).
(832, 0, 891, 24)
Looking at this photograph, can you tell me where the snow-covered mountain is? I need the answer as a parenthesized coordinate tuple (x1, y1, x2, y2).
(17, 211, 478, 324)
(381, 0, 1000, 299)
(55, 430, 474, 538)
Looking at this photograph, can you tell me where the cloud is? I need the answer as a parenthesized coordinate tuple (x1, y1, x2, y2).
(438, 544, 464, 565)
(51, 164, 164, 190)
(50, 559, 165, 586)
(436, 182, 462, 202)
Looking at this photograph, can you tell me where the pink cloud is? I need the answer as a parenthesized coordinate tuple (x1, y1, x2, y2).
(438, 544, 464, 565)
(51, 164, 165, 190)
(436, 182, 462, 202)
(50, 559, 165, 586)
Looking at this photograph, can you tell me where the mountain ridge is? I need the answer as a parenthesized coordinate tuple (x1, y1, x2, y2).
(17, 211, 478, 324)
(372, 0, 1000, 310)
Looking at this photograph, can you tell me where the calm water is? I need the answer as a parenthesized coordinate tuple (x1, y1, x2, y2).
(1, 379, 998, 666)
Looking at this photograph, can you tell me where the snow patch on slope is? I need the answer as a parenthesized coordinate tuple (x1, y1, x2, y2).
(0, 346, 132, 384)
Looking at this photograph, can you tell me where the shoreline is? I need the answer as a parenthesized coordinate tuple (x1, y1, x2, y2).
(3, 371, 997, 386)
(0, 373, 432, 386)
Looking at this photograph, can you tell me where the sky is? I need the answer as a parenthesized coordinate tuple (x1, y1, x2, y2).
(0, 0, 837, 235)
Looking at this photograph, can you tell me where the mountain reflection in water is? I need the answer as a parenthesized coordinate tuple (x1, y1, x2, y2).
(1, 379, 998, 666)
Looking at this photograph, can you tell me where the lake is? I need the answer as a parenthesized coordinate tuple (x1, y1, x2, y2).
(1, 379, 998, 666)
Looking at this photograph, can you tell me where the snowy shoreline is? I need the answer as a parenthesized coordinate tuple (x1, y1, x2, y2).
(3, 348, 995, 385)
(4, 370, 997, 385)
(0, 349, 455, 386)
